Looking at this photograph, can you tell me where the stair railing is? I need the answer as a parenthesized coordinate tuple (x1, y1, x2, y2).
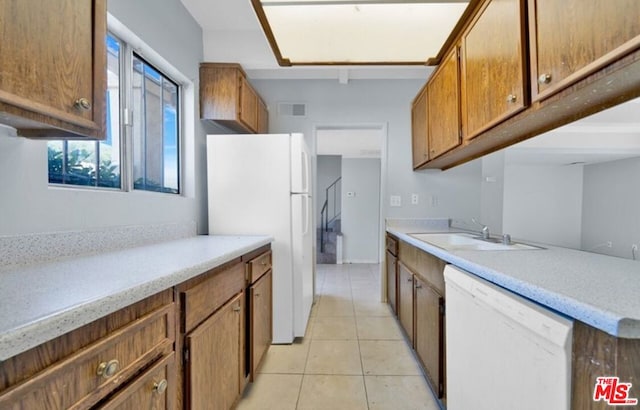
(319, 177, 341, 253)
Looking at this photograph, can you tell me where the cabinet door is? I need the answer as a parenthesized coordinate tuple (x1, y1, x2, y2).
(99, 353, 175, 410)
(411, 85, 429, 168)
(428, 48, 461, 159)
(398, 263, 414, 345)
(250, 270, 272, 379)
(386, 250, 398, 315)
(185, 292, 244, 410)
(239, 76, 258, 132)
(0, 0, 106, 138)
(257, 98, 269, 134)
(415, 277, 445, 398)
(461, 0, 526, 140)
(530, 0, 640, 101)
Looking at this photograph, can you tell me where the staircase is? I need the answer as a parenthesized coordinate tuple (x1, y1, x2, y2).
(317, 219, 340, 264)
(318, 177, 341, 264)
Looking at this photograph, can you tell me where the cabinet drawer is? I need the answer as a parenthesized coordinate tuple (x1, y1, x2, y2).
(247, 250, 272, 284)
(99, 352, 175, 410)
(0, 304, 175, 409)
(386, 235, 398, 256)
(181, 262, 245, 333)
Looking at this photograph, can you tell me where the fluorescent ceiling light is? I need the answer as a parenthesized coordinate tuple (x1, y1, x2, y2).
(252, 0, 471, 66)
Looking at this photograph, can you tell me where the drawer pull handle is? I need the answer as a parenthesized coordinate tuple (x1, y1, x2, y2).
(97, 359, 119, 379)
(538, 73, 552, 84)
(74, 97, 92, 111)
(153, 379, 168, 394)
(506, 94, 517, 103)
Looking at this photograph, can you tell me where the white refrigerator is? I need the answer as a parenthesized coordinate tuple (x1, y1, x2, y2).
(206, 133, 314, 344)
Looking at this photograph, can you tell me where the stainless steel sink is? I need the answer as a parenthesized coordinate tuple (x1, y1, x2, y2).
(409, 233, 544, 251)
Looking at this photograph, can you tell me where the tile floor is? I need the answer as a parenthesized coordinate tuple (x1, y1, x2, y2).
(237, 263, 441, 410)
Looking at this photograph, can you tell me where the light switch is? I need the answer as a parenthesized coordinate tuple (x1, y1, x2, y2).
(411, 194, 419, 205)
(390, 195, 402, 207)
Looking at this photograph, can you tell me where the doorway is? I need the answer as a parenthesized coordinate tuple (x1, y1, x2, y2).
(314, 126, 385, 265)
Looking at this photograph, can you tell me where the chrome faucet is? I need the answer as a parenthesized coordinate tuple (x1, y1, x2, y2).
(471, 218, 490, 240)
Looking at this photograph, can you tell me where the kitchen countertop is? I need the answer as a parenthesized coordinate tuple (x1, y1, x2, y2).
(0, 234, 272, 361)
(387, 226, 640, 339)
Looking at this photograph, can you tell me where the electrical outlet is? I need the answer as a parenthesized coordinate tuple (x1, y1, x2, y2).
(411, 193, 419, 205)
(431, 195, 439, 207)
(606, 241, 613, 248)
(390, 195, 402, 207)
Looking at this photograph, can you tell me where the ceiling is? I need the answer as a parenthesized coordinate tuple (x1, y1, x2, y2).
(179, 0, 432, 80)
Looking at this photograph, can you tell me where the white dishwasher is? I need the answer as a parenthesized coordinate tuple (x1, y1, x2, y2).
(444, 265, 573, 410)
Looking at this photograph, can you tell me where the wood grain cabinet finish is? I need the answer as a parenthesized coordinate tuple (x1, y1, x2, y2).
(414, 276, 445, 399)
(461, 0, 527, 140)
(427, 47, 461, 160)
(0, 291, 175, 410)
(185, 292, 244, 410)
(250, 270, 272, 379)
(257, 97, 269, 134)
(411, 84, 429, 168)
(386, 250, 398, 315)
(247, 250, 272, 284)
(530, 0, 640, 102)
(0, 0, 107, 139)
(99, 352, 176, 410)
(398, 262, 415, 345)
(199, 63, 267, 134)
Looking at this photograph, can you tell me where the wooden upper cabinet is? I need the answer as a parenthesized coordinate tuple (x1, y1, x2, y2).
(0, 0, 107, 139)
(530, 0, 640, 101)
(239, 75, 259, 132)
(200, 63, 267, 134)
(411, 84, 429, 168)
(257, 98, 269, 134)
(461, 0, 527, 140)
(428, 48, 461, 160)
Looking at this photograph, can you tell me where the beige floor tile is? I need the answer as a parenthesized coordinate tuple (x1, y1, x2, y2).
(359, 340, 422, 375)
(259, 341, 310, 374)
(315, 297, 354, 317)
(365, 375, 440, 410)
(356, 316, 403, 340)
(311, 316, 357, 340)
(354, 299, 393, 317)
(305, 340, 362, 374)
(297, 375, 368, 410)
(236, 374, 302, 410)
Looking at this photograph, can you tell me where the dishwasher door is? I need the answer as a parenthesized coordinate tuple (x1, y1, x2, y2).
(444, 265, 573, 410)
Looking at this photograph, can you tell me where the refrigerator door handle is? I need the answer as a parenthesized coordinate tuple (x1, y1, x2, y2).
(302, 195, 310, 236)
(302, 150, 310, 193)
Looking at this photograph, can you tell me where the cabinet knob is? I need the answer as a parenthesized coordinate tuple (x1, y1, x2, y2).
(233, 306, 241, 312)
(506, 94, 517, 103)
(407, 277, 413, 282)
(538, 73, 552, 85)
(74, 98, 92, 111)
(153, 379, 168, 394)
(415, 283, 422, 289)
(255, 293, 261, 297)
(97, 359, 119, 379)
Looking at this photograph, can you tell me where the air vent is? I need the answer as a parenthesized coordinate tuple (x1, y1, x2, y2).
(278, 102, 307, 118)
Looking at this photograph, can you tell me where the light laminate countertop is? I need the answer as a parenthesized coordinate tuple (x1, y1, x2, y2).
(0, 235, 272, 361)
(387, 226, 640, 339)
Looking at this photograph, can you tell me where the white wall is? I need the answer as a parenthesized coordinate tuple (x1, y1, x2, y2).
(252, 79, 483, 223)
(480, 151, 505, 234)
(316, 155, 342, 229)
(581, 157, 640, 259)
(0, 0, 207, 235)
(341, 158, 381, 263)
(502, 163, 584, 248)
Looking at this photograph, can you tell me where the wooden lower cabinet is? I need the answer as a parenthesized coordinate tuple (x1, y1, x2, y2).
(185, 292, 244, 410)
(250, 270, 272, 379)
(100, 352, 176, 410)
(414, 276, 445, 398)
(386, 250, 398, 314)
(398, 262, 415, 344)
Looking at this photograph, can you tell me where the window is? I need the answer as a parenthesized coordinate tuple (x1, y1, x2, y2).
(48, 33, 181, 194)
